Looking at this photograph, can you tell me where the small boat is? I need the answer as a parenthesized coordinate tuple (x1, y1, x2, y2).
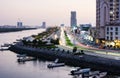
(0, 48, 8, 51)
(47, 58, 65, 68)
(70, 68, 91, 75)
(70, 67, 81, 74)
(17, 57, 36, 62)
(1, 43, 11, 47)
(17, 54, 27, 57)
(85, 71, 107, 78)
(16, 39, 22, 41)
(99, 72, 107, 78)
(47, 63, 65, 68)
(84, 71, 100, 77)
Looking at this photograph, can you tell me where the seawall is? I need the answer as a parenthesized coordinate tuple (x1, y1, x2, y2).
(9, 44, 120, 75)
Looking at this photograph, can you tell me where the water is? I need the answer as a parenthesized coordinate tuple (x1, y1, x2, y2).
(0, 29, 119, 78)
(0, 29, 73, 78)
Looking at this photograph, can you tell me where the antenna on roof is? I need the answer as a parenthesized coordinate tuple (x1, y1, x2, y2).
(18, 18, 21, 22)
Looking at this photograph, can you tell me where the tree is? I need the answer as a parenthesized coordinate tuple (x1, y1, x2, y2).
(73, 47, 77, 53)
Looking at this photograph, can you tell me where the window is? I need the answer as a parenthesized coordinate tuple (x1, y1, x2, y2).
(116, 12, 119, 15)
(110, 8, 113, 10)
(107, 36, 109, 40)
(110, 0, 113, 2)
(117, 4, 119, 6)
(115, 32, 118, 35)
(115, 37, 118, 40)
(107, 32, 109, 34)
(110, 19, 113, 21)
(110, 37, 113, 40)
(116, 0, 119, 2)
(116, 16, 119, 18)
(110, 4, 113, 6)
(115, 27, 118, 31)
(110, 16, 113, 18)
(110, 27, 113, 30)
(107, 27, 109, 31)
(110, 32, 113, 35)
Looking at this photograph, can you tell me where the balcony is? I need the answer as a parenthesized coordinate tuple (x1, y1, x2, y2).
(106, 21, 120, 26)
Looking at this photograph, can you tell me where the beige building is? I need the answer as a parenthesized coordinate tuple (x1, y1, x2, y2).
(96, 0, 120, 48)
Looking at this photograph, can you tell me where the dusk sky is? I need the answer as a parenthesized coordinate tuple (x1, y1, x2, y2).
(0, 0, 96, 26)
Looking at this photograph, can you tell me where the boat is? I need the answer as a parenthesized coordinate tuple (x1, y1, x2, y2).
(84, 71, 100, 77)
(82, 71, 107, 78)
(1, 43, 11, 47)
(47, 63, 65, 68)
(99, 72, 107, 78)
(16, 39, 22, 41)
(87, 71, 107, 78)
(0, 48, 8, 51)
(70, 67, 81, 74)
(47, 58, 65, 68)
(17, 54, 27, 58)
(17, 57, 36, 62)
(70, 68, 91, 75)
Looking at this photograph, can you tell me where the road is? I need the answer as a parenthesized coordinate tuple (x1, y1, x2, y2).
(58, 27, 120, 61)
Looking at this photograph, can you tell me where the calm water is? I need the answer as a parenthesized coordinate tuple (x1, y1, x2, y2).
(0, 29, 119, 78)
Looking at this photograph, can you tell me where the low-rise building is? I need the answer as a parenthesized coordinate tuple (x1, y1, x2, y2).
(105, 25, 120, 48)
(80, 24, 92, 31)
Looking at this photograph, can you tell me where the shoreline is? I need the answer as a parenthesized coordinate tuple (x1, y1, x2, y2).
(9, 44, 120, 75)
(0, 28, 37, 33)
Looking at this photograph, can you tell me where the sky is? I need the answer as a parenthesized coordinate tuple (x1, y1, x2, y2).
(0, 0, 96, 26)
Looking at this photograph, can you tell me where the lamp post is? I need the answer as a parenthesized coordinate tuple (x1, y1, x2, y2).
(73, 27, 77, 47)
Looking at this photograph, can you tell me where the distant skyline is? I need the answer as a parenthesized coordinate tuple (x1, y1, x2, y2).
(0, 0, 96, 26)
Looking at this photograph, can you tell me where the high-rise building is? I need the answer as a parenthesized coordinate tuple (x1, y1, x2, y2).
(17, 22, 23, 28)
(96, 0, 120, 40)
(70, 11, 77, 27)
(96, 0, 120, 47)
(41, 22, 46, 28)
